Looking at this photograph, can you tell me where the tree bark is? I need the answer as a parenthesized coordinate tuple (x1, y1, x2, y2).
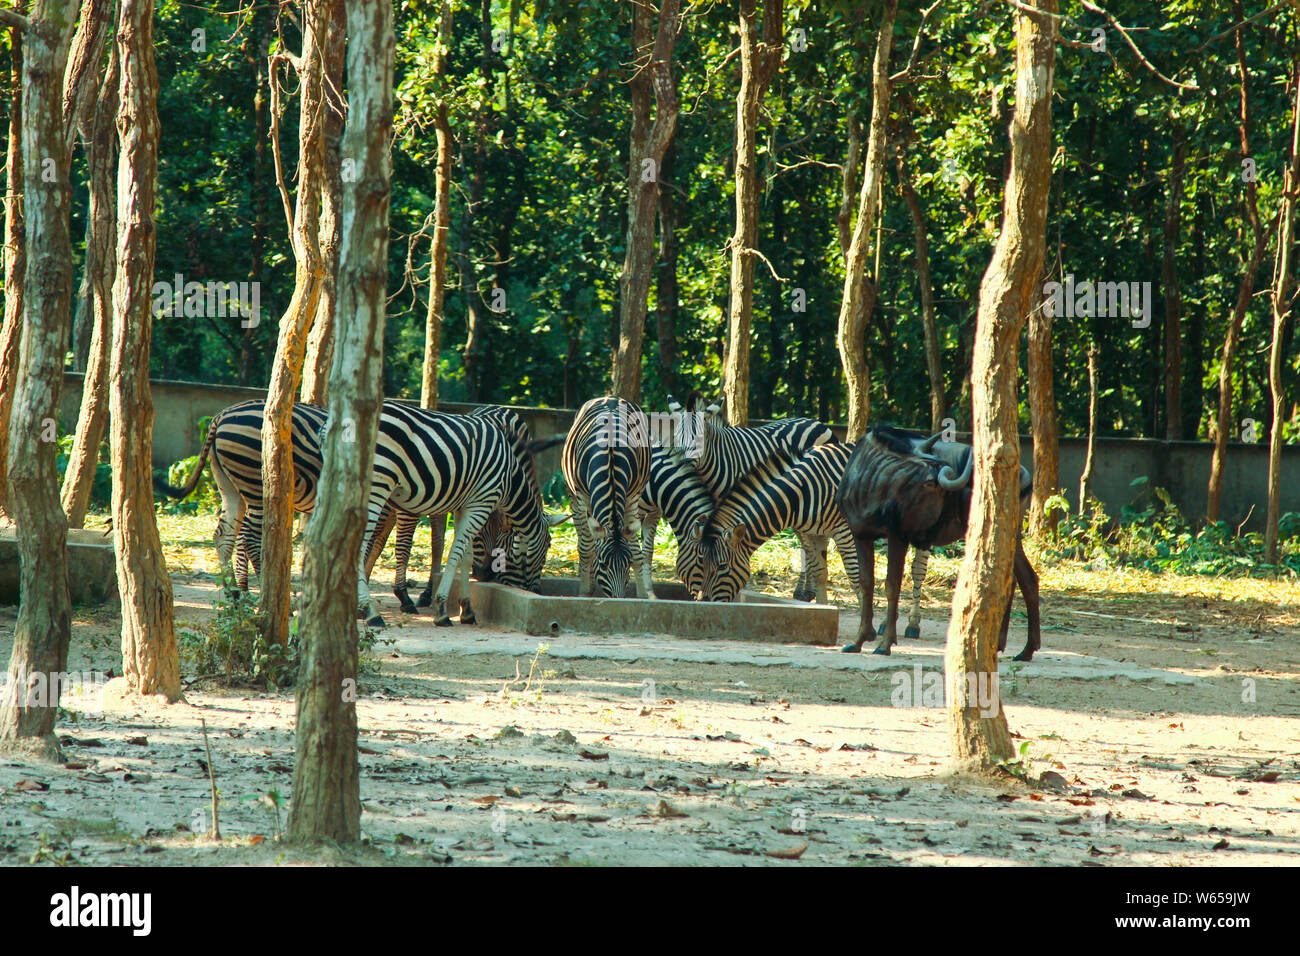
(834, 0, 894, 442)
(299, 0, 344, 407)
(288, 0, 393, 845)
(654, 142, 679, 398)
(1079, 342, 1098, 507)
(721, 0, 781, 427)
(0, 0, 78, 760)
(1265, 68, 1300, 565)
(60, 37, 117, 528)
(612, 0, 680, 402)
(1026, 282, 1060, 536)
(1162, 124, 1185, 440)
(946, 0, 1055, 770)
(421, 0, 453, 411)
(261, 0, 331, 648)
(110, 0, 180, 700)
(896, 144, 943, 431)
(0, 2, 27, 523)
(1208, 13, 1270, 524)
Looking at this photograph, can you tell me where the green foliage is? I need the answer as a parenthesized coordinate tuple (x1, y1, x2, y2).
(54, 431, 112, 511)
(1042, 478, 1300, 577)
(178, 574, 295, 689)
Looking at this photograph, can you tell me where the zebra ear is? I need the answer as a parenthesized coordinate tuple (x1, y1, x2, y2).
(591, 519, 608, 539)
(726, 524, 744, 546)
(689, 516, 705, 541)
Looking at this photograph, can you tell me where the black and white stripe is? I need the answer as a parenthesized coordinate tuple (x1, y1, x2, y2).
(561, 396, 651, 597)
(702, 441, 862, 619)
(682, 395, 837, 601)
(637, 446, 715, 599)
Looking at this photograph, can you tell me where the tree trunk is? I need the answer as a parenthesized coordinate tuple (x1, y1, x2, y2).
(0, 0, 79, 760)
(288, 0, 393, 845)
(60, 38, 117, 528)
(1080, 343, 1098, 507)
(1208, 13, 1269, 524)
(1026, 283, 1060, 536)
(421, 0, 453, 410)
(63, 0, 111, 372)
(834, 1, 894, 442)
(612, 0, 680, 402)
(896, 145, 943, 431)
(299, 0, 344, 407)
(109, 0, 180, 700)
(1162, 124, 1185, 440)
(1265, 69, 1300, 565)
(721, 0, 781, 427)
(261, 0, 331, 648)
(0, 2, 27, 523)
(239, 5, 272, 388)
(946, 0, 1055, 770)
(655, 142, 679, 399)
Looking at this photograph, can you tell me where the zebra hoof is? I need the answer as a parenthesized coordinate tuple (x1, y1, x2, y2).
(841, 643, 862, 654)
(792, 589, 812, 602)
(366, 614, 386, 629)
(904, 625, 920, 640)
(399, 603, 418, 615)
(416, 591, 433, 608)
(435, 616, 454, 628)
(460, 612, 477, 625)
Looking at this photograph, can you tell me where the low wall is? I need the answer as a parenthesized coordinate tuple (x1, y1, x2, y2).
(59, 374, 1296, 531)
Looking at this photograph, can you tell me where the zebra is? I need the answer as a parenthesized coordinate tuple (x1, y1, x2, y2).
(348, 401, 562, 627)
(700, 441, 863, 622)
(561, 396, 651, 598)
(154, 399, 329, 589)
(636, 446, 715, 599)
(677, 393, 837, 602)
(379, 405, 563, 612)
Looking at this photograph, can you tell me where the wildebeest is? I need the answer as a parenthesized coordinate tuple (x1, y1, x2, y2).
(835, 425, 1041, 660)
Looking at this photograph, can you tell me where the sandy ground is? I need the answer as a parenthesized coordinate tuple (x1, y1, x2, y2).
(1, 559, 1297, 868)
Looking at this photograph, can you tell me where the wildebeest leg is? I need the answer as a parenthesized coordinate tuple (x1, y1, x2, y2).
(871, 536, 908, 655)
(997, 591, 1013, 653)
(1012, 539, 1041, 661)
(842, 534, 876, 653)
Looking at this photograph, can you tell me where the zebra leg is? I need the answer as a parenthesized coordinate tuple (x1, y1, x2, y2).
(625, 499, 649, 599)
(792, 535, 820, 602)
(392, 511, 421, 614)
(418, 514, 445, 607)
(570, 494, 596, 597)
(233, 522, 251, 592)
(638, 508, 659, 600)
(434, 506, 493, 627)
(905, 548, 929, 640)
(210, 451, 245, 581)
(243, 507, 265, 587)
(356, 492, 394, 627)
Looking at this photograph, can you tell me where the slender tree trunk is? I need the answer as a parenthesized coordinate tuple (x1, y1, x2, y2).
(0, 0, 78, 759)
(60, 39, 117, 528)
(239, 6, 272, 387)
(722, 0, 781, 427)
(834, 0, 894, 441)
(612, 0, 681, 401)
(897, 145, 943, 430)
(655, 142, 679, 398)
(110, 0, 180, 699)
(299, 0, 344, 407)
(0, 2, 27, 523)
(1208, 15, 1270, 524)
(261, 0, 330, 648)
(947, 0, 1055, 769)
(420, 1, 453, 411)
(1265, 69, 1300, 564)
(288, 0, 393, 845)
(460, 0, 492, 402)
(1027, 283, 1060, 536)
(1080, 342, 1098, 507)
(1162, 124, 1185, 440)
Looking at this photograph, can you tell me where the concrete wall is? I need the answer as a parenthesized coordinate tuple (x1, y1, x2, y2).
(60, 373, 1296, 530)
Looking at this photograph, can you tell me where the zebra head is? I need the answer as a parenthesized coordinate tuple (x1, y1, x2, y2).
(674, 514, 709, 599)
(589, 518, 636, 597)
(702, 523, 750, 602)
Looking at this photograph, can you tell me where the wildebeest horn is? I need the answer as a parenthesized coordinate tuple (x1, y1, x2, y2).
(919, 431, 943, 453)
(937, 452, 974, 490)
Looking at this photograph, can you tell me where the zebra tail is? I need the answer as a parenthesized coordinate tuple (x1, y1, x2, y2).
(527, 434, 567, 455)
(153, 416, 218, 499)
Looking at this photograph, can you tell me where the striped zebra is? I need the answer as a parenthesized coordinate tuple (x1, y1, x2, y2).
(155, 399, 329, 588)
(349, 402, 562, 627)
(382, 405, 562, 611)
(636, 446, 714, 599)
(701, 441, 863, 622)
(562, 396, 651, 597)
(678, 394, 837, 602)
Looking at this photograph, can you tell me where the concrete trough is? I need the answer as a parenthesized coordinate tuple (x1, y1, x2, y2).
(420, 575, 838, 645)
(0, 527, 118, 606)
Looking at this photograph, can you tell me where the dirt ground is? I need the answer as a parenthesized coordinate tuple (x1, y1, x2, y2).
(1, 547, 1297, 868)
